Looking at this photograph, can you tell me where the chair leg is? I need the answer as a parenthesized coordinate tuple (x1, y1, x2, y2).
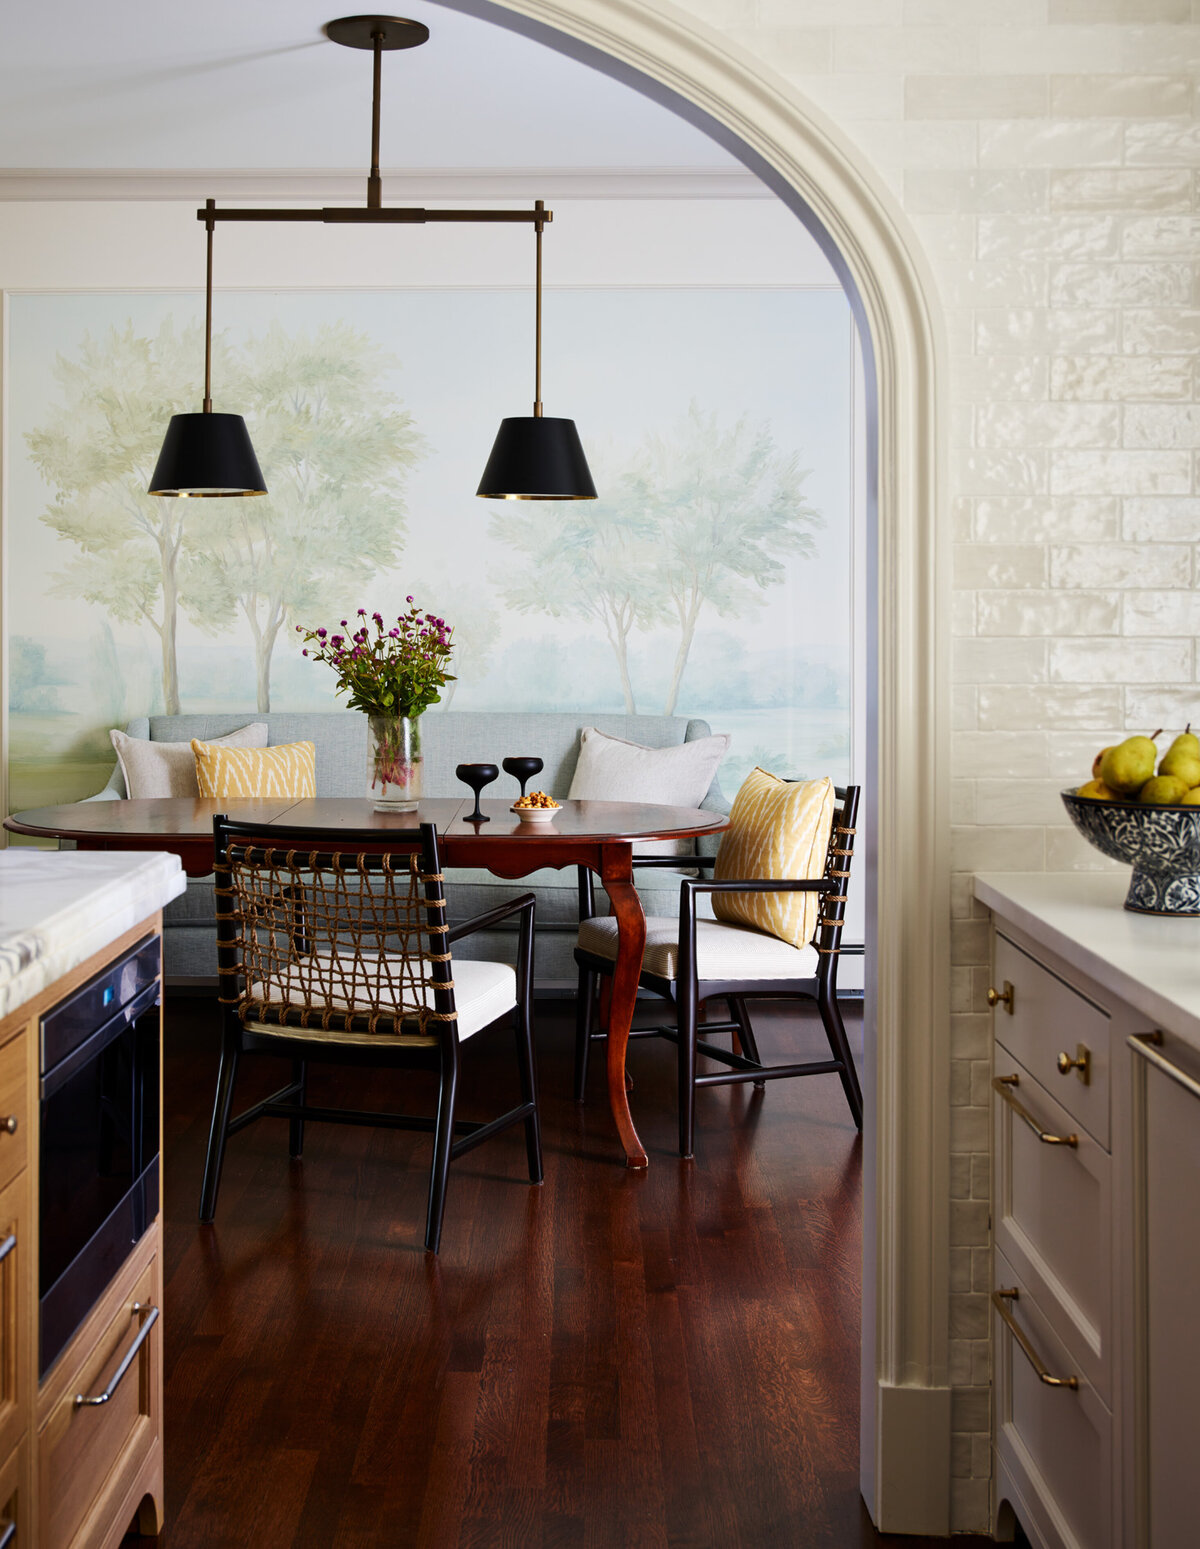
(425, 1047, 460, 1254)
(199, 1027, 240, 1223)
(574, 964, 597, 1103)
(729, 996, 766, 1086)
(289, 1059, 307, 1158)
(677, 986, 699, 1160)
(515, 1004, 544, 1184)
(818, 984, 864, 1129)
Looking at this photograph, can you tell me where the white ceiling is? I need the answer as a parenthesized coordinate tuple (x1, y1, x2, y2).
(0, 0, 742, 174)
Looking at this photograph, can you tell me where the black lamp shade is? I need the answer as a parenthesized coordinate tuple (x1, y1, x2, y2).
(476, 416, 597, 500)
(148, 412, 267, 497)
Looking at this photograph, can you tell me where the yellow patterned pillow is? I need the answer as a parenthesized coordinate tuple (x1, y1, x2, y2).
(191, 739, 316, 800)
(712, 769, 835, 949)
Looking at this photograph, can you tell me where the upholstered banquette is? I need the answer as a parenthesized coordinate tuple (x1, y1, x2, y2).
(82, 711, 729, 986)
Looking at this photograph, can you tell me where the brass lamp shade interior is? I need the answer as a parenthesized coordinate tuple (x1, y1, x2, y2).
(149, 412, 267, 497)
(476, 416, 597, 500)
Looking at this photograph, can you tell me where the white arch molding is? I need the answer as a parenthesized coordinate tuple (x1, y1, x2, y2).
(442, 0, 954, 1532)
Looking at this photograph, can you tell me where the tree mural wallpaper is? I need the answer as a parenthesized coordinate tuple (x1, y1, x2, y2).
(5, 287, 858, 811)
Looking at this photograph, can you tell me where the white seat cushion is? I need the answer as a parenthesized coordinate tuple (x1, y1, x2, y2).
(246, 954, 517, 1043)
(577, 915, 818, 983)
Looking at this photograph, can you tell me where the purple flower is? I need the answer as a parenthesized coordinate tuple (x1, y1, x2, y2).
(406, 595, 414, 604)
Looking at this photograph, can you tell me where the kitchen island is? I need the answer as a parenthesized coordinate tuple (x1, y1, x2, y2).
(0, 847, 184, 1549)
(975, 872, 1200, 1549)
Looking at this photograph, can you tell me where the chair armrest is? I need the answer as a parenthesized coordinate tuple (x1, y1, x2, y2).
(681, 877, 836, 897)
(446, 892, 535, 945)
(629, 855, 715, 871)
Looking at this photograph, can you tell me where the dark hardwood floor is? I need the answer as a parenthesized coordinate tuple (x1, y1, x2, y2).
(123, 992, 988, 1548)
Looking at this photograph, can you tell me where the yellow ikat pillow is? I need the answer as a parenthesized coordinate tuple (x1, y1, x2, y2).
(712, 769, 835, 950)
(191, 739, 316, 800)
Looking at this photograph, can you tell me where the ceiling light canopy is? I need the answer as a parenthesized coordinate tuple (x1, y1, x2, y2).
(149, 15, 595, 504)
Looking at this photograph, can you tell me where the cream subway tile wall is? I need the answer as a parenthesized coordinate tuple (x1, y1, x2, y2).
(662, 0, 1199, 1528)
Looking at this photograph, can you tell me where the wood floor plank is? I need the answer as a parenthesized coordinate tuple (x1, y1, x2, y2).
(116, 993, 992, 1549)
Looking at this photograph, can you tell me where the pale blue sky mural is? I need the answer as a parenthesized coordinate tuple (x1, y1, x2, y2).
(6, 286, 856, 808)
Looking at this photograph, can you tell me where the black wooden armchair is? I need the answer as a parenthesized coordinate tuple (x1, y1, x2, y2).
(202, 816, 542, 1252)
(573, 785, 862, 1158)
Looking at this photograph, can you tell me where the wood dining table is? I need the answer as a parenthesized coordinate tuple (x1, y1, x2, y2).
(5, 795, 729, 1168)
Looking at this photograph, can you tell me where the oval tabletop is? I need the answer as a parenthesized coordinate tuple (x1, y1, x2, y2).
(4, 796, 728, 846)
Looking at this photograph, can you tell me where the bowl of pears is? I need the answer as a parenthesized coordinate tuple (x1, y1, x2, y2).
(1062, 727, 1200, 915)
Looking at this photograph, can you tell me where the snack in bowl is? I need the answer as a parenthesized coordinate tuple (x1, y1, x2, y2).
(512, 791, 560, 824)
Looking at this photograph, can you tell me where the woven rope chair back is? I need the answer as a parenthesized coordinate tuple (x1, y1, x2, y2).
(214, 825, 455, 1041)
(814, 784, 859, 956)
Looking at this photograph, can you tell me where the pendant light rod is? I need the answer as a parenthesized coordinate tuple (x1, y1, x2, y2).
(368, 28, 383, 209)
(203, 198, 215, 413)
(195, 205, 552, 225)
(534, 200, 544, 417)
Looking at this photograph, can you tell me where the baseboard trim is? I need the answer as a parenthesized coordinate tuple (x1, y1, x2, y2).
(872, 1381, 952, 1536)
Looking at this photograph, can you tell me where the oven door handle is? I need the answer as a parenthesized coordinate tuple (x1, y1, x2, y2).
(41, 980, 160, 1101)
(74, 1302, 159, 1408)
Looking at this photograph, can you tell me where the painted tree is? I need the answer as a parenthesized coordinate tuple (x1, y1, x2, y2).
(27, 319, 213, 714)
(403, 579, 499, 708)
(491, 464, 667, 713)
(630, 404, 823, 714)
(183, 321, 424, 710)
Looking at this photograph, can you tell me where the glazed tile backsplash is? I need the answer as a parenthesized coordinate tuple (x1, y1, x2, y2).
(670, 0, 1198, 1530)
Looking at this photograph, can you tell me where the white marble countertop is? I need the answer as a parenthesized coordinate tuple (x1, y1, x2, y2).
(0, 849, 185, 1021)
(974, 871, 1200, 1053)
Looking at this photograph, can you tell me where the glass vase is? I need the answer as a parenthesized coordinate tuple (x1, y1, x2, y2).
(367, 713, 422, 813)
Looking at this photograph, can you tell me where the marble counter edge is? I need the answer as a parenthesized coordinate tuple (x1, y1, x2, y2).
(0, 851, 186, 1022)
(974, 871, 1200, 1055)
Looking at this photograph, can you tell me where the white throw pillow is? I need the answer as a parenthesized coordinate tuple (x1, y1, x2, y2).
(567, 726, 730, 857)
(111, 723, 269, 799)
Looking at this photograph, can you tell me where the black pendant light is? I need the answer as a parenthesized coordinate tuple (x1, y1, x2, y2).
(477, 202, 597, 500)
(149, 202, 266, 497)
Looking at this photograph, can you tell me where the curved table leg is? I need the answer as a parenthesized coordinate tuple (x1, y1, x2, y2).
(601, 846, 648, 1168)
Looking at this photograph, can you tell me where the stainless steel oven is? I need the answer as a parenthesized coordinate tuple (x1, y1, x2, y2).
(39, 933, 161, 1376)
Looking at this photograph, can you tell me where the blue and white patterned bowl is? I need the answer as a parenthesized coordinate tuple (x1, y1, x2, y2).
(1061, 790, 1200, 916)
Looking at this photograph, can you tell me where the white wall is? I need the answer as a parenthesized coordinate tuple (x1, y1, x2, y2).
(646, 0, 1199, 1531)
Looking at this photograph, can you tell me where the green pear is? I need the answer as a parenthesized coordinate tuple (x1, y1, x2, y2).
(1180, 787, 1200, 807)
(1076, 779, 1120, 801)
(1100, 736, 1158, 795)
(1169, 723, 1200, 760)
(1159, 747, 1200, 787)
(1091, 746, 1113, 780)
(1139, 775, 1188, 806)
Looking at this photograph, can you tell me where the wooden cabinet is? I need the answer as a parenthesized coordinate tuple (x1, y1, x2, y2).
(0, 916, 164, 1548)
(982, 889, 1200, 1549)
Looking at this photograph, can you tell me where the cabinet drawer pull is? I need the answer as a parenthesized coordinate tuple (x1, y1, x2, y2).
(1130, 1031, 1200, 1102)
(993, 1288, 1078, 1390)
(1055, 1043, 1091, 1084)
(987, 981, 1014, 1013)
(0, 1515, 14, 1549)
(0, 1233, 15, 1267)
(74, 1302, 159, 1409)
(993, 1074, 1078, 1147)
(0, 1117, 16, 1136)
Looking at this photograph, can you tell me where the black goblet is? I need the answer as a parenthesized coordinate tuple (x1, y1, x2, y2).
(502, 756, 544, 798)
(456, 762, 499, 822)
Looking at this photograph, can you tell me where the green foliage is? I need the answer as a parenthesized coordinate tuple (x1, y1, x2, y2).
(492, 404, 822, 715)
(297, 603, 454, 720)
(27, 315, 424, 716)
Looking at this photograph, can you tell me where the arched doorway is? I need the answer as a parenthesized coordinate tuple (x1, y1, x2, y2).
(440, 0, 953, 1532)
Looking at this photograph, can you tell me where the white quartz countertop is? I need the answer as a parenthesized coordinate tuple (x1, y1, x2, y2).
(974, 871, 1200, 1053)
(0, 849, 186, 1021)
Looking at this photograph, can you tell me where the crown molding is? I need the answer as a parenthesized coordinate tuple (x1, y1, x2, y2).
(0, 166, 766, 202)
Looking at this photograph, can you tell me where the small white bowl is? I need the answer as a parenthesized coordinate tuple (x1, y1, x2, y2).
(511, 803, 559, 825)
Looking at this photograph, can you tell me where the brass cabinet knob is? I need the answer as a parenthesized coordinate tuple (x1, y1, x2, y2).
(1, 1117, 16, 1136)
(1056, 1045, 1091, 1085)
(987, 981, 1014, 1014)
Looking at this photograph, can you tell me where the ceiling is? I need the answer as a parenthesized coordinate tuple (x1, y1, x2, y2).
(0, 0, 743, 177)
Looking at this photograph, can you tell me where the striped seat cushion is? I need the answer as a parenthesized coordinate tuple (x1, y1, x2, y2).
(192, 738, 317, 799)
(577, 914, 818, 983)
